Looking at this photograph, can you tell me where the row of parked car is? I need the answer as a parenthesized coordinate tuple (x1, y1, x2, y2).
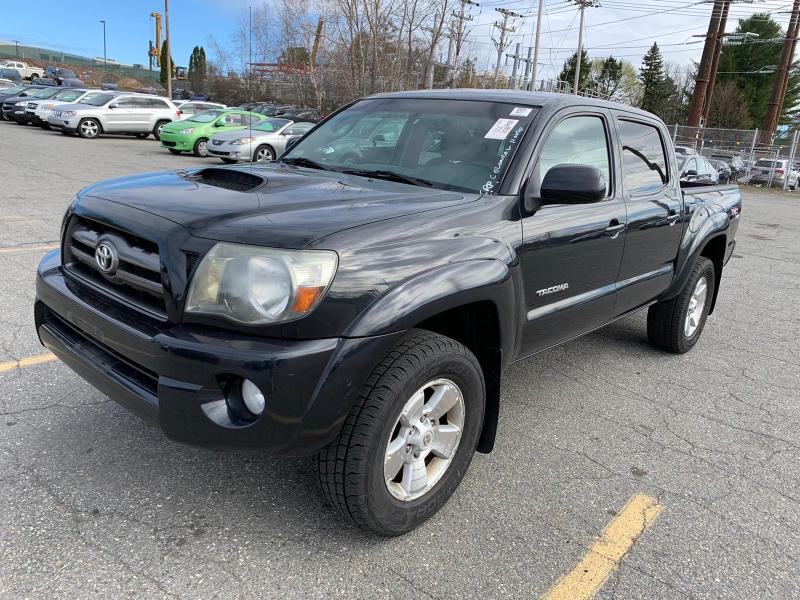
(674, 145, 798, 189)
(0, 80, 322, 163)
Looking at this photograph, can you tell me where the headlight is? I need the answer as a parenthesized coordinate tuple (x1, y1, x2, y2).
(185, 243, 338, 325)
(179, 127, 195, 135)
(62, 110, 77, 116)
(15, 100, 26, 106)
(230, 136, 255, 145)
(42, 103, 54, 110)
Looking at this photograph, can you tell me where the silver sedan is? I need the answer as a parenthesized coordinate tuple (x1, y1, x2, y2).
(208, 118, 315, 163)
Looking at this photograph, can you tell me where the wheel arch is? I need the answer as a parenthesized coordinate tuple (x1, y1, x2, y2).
(345, 259, 519, 454)
(699, 234, 726, 315)
(78, 116, 103, 134)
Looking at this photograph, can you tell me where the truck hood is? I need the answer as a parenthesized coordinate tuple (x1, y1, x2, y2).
(81, 163, 470, 248)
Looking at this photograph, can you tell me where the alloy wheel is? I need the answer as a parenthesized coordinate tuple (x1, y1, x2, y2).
(384, 378, 465, 502)
(685, 275, 708, 338)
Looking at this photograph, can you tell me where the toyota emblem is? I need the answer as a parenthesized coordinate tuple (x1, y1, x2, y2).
(94, 241, 118, 274)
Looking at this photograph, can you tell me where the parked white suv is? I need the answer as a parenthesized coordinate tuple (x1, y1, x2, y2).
(750, 158, 800, 189)
(47, 92, 181, 139)
(29, 88, 103, 128)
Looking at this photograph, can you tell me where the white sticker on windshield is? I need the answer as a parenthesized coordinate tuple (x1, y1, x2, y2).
(510, 107, 532, 117)
(484, 118, 519, 140)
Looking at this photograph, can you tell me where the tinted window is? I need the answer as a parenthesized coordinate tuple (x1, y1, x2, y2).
(188, 109, 224, 123)
(538, 115, 611, 195)
(81, 93, 115, 106)
(284, 122, 314, 135)
(254, 118, 291, 133)
(619, 120, 669, 194)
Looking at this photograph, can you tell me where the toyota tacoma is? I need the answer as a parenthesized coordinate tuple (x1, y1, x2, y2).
(35, 90, 742, 535)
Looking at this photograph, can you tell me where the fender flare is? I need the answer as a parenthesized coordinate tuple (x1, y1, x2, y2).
(345, 259, 517, 347)
(662, 210, 728, 303)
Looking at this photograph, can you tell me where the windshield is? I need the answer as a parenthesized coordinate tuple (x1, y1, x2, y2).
(187, 109, 225, 123)
(80, 93, 115, 106)
(53, 89, 85, 102)
(3, 85, 26, 95)
(254, 118, 290, 133)
(282, 98, 538, 193)
(30, 87, 61, 98)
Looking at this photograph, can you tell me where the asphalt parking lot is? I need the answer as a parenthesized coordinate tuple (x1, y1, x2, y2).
(1, 119, 799, 600)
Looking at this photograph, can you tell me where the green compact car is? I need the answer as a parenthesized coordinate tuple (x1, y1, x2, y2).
(160, 109, 263, 157)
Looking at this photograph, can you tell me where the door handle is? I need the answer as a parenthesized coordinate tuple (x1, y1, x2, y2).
(605, 220, 626, 239)
(666, 213, 681, 225)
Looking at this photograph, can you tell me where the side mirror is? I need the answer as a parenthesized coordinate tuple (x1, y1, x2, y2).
(108, 103, 118, 109)
(539, 164, 606, 206)
(284, 137, 301, 154)
(215, 120, 227, 127)
(685, 169, 698, 177)
(373, 134, 385, 144)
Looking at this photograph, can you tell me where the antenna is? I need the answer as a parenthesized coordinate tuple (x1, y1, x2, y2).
(249, 4, 253, 161)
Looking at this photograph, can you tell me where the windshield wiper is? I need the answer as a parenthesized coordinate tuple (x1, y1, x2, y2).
(340, 169, 434, 187)
(281, 156, 330, 171)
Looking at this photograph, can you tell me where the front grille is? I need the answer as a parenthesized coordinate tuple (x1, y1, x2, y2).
(208, 150, 230, 156)
(161, 140, 176, 147)
(27, 102, 37, 109)
(53, 109, 62, 117)
(212, 139, 225, 146)
(63, 216, 167, 320)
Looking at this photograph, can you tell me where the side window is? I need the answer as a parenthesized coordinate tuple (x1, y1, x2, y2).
(684, 158, 696, 174)
(618, 119, 669, 194)
(538, 115, 611, 195)
(115, 97, 135, 108)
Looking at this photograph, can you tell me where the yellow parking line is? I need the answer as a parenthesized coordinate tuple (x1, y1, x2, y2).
(0, 352, 57, 374)
(541, 494, 663, 600)
(0, 243, 59, 255)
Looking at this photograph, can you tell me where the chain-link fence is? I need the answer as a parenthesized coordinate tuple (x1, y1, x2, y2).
(671, 125, 800, 191)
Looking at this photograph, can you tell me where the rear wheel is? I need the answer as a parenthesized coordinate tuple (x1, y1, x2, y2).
(314, 329, 485, 536)
(193, 138, 209, 157)
(153, 120, 169, 141)
(647, 257, 715, 354)
(77, 118, 100, 139)
(135, 132, 149, 139)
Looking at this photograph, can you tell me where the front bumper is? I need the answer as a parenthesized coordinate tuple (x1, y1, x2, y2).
(48, 114, 80, 132)
(35, 250, 400, 455)
(209, 141, 253, 161)
(160, 132, 195, 151)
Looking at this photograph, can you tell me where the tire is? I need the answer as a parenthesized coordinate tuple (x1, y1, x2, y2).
(167, 148, 181, 155)
(135, 132, 149, 139)
(193, 138, 209, 157)
(314, 329, 485, 536)
(39, 124, 50, 130)
(77, 118, 101, 139)
(253, 145, 275, 162)
(153, 120, 169, 141)
(647, 256, 715, 354)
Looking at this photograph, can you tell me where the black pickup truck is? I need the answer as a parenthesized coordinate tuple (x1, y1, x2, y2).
(35, 90, 741, 535)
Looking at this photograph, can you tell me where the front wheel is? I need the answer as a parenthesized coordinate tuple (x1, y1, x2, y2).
(193, 138, 209, 157)
(77, 118, 100, 139)
(253, 144, 275, 162)
(647, 256, 715, 354)
(314, 330, 485, 536)
(167, 148, 181, 155)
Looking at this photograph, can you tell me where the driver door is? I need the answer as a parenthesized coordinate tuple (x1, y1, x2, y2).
(518, 109, 627, 356)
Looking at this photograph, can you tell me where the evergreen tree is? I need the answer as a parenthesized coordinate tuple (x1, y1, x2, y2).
(558, 49, 591, 93)
(590, 56, 624, 99)
(188, 46, 207, 92)
(639, 43, 666, 114)
(159, 41, 171, 87)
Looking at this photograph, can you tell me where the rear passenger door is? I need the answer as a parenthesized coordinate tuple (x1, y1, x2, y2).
(518, 109, 627, 356)
(612, 115, 683, 315)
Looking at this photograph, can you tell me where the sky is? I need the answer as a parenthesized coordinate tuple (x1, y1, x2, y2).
(1, 0, 797, 82)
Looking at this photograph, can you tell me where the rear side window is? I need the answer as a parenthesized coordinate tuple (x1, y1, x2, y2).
(618, 120, 669, 194)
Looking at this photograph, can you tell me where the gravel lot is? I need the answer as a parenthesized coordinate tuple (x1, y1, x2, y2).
(1, 119, 799, 599)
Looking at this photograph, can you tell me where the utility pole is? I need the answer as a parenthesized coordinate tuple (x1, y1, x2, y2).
(569, 0, 600, 95)
(506, 43, 523, 89)
(450, 0, 479, 87)
(100, 20, 107, 69)
(701, 0, 731, 121)
(492, 8, 524, 86)
(688, 0, 727, 127)
(530, 0, 545, 90)
(765, 0, 800, 141)
(13, 40, 20, 58)
(310, 18, 324, 66)
(165, 0, 172, 99)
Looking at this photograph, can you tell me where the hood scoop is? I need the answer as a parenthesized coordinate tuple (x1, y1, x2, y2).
(191, 168, 265, 192)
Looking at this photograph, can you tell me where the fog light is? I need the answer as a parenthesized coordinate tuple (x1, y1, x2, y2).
(241, 379, 265, 416)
